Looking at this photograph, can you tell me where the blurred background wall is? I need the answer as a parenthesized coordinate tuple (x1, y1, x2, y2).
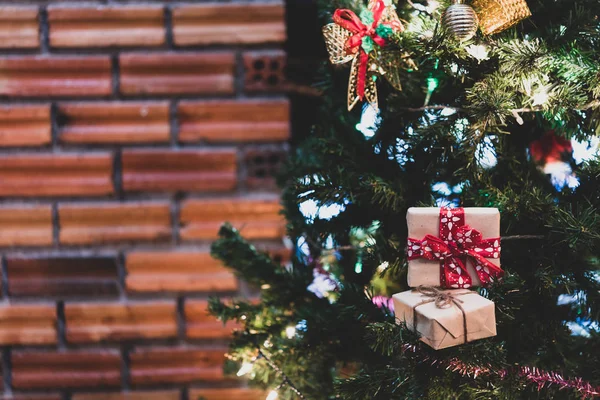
(0, 1, 289, 399)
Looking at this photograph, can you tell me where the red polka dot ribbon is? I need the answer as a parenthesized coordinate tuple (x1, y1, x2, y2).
(407, 207, 504, 289)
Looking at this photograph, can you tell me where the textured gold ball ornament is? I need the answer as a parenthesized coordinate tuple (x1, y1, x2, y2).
(442, 1, 479, 42)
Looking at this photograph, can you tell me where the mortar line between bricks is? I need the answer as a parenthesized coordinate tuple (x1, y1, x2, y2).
(51, 202, 60, 247)
(50, 103, 59, 149)
(39, 5, 50, 54)
(56, 300, 67, 348)
(2, 347, 11, 395)
(121, 345, 131, 391)
(0, 256, 8, 299)
(111, 54, 121, 98)
(169, 100, 179, 148)
(117, 251, 127, 300)
(176, 296, 186, 342)
(164, 5, 174, 48)
(113, 148, 124, 200)
(171, 198, 181, 246)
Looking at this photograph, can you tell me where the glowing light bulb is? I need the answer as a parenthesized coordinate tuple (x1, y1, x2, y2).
(285, 326, 296, 339)
(465, 44, 489, 62)
(266, 390, 279, 400)
(532, 89, 550, 106)
(236, 362, 253, 377)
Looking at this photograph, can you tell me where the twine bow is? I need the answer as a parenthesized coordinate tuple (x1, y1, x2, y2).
(417, 285, 465, 309)
(414, 286, 469, 344)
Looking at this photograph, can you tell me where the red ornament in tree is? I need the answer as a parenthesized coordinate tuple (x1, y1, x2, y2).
(529, 131, 573, 165)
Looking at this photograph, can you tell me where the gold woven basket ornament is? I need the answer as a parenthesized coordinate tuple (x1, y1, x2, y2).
(472, 0, 531, 35)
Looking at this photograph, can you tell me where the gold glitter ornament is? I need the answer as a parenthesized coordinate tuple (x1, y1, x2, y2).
(442, 0, 479, 42)
(472, 0, 531, 35)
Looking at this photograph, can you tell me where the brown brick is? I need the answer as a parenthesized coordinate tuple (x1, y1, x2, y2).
(185, 300, 239, 339)
(49, 5, 164, 48)
(7, 256, 119, 298)
(120, 53, 235, 96)
(0, 7, 39, 49)
(0, 205, 52, 247)
(73, 391, 179, 400)
(58, 102, 170, 144)
(0, 104, 50, 147)
(0, 304, 56, 345)
(12, 350, 121, 389)
(180, 197, 284, 241)
(122, 149, 237, 193)
(126, 251, 237, 293)
(2, 395, 62, 400)
(0, 153, 113, 197)
(244, 51, 287, 92)
(178, 100, 289, 143)
(130, 347, 226, 386)
(65, 301, 177, 343)
(172, 3, 285, 46)
(189, 388, 265, 400)
(0, 56, 111, 97)
(59, 202, 171, 245)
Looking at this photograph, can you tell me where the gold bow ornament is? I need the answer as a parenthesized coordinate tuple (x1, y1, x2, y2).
(322, 0, 405, 111)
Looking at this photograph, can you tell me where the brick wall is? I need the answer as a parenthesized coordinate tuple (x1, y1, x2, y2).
(0, 1, 288, 399)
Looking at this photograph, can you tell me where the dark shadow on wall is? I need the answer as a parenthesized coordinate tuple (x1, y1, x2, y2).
(285, 0, 325, 145)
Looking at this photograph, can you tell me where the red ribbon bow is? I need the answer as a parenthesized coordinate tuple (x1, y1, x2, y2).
(333, 0, 387, 100)
(407, 207, 504, 289)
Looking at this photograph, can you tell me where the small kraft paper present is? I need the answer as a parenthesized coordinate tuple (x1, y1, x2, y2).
(407, 207, 503, 289)
(393, 287, 497, 350)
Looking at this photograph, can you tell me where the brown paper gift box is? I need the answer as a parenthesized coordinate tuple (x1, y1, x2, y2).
(407, 207, 501, 288)
(392, 289, 497, 350)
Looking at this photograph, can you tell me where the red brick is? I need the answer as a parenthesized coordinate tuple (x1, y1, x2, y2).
(0, 56, 111, 97)
(172, 3, 285, 46)
(120, 53, 235, 96)
(0, 304, 56, 345)
(49, 5, 165, 48)
(12, 350, 121, 389)
(0, 7, 39, 49)
(0, 205, 52, 247)
(65, 301, 177, 343)
(73, 391, 179, 400)
(189, 388, 265, 400)
(185, 300, 239, 339)
(129, 347, 226, 386)
(180, 197, 284, 241)
(122, 149, 237, 193)
(0, 153, 113, 197)
(0, 104, 50, 147)
(59, 202, 171, 245)
(2, 395, 62, 400)
(126, 251, 238, 293)
(178, 100, 289, 143)
(7, 256, 119, 298)
(244, 51, 287, 92)
(58, 102, 170, 144)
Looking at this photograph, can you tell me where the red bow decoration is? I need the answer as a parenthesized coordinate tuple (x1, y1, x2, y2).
(407, 207, 504, 289)
(332, 0, 387, 100)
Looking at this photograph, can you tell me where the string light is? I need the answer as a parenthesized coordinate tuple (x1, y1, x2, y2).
(285, 326, 296, 339)
(266, 390, 279, 400)
(465, 44, 490, 62)
(531, 87, 550, 106)
(236, 362, 254, 377)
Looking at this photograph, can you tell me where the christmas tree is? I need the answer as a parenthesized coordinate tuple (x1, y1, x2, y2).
(209, 0, 600, 398)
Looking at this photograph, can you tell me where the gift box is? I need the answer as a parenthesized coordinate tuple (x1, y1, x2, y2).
(393, 288, 497, 350)
(407, 207, 503, 289)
